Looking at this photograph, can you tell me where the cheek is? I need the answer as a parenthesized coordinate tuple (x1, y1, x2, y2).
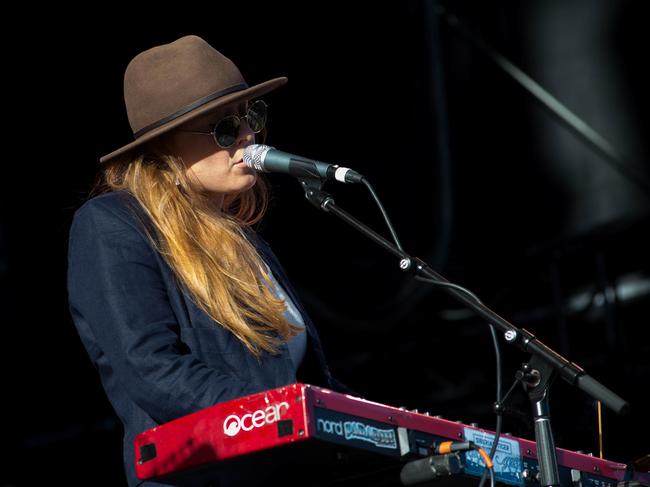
(185, 153, 257, 193)
(187, 153, 230, 178)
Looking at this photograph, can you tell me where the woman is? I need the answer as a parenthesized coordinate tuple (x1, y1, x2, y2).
(67, 35, 347, 487)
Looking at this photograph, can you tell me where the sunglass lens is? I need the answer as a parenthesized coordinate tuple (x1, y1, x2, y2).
(247, 100, 267, 133)
(214, 115, 239, 148)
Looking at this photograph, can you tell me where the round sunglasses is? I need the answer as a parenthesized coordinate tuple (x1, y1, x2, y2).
(178, 100, 267, 148)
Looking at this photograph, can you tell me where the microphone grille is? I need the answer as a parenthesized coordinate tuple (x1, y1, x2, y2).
(243, 144, 273, 172)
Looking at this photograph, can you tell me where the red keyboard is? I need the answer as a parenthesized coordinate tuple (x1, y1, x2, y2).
(135, 383, 648, 486)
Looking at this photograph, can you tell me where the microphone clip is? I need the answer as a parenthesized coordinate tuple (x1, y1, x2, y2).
(298, 176, 335, 211)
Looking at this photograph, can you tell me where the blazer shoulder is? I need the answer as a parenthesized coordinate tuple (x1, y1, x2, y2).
(71, 191, 153, 237)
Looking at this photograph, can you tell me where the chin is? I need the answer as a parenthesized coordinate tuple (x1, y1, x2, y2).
(228, 174, 257, 194)
(241, 173, 258, 190)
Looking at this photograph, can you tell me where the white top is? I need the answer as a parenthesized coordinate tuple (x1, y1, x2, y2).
(264, 265, 307, 369)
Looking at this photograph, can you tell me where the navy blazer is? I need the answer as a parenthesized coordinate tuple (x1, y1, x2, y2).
(67, 191, 342, 486)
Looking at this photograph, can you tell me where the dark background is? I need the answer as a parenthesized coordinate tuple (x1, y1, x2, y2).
(2, 1, 649, 485)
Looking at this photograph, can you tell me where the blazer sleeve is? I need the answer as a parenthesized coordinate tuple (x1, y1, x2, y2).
(67, 199, 257, 424)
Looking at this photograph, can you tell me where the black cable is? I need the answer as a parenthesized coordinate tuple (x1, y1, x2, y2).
(415, 275, 503, 487)
(291, 178, 412, 331)
(467, 443, 496, 487)
(362, 178, 403, 251)
(414, 276, 481, 299)
(477, 326, 503, 487)
(344, 177, 504, 485)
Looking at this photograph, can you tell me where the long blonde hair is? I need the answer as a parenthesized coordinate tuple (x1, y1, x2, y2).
(92, 147, 301, 358)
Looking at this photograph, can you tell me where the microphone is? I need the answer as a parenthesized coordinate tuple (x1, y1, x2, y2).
(243, 144, 365, 183)
(400, 453, 463, 485)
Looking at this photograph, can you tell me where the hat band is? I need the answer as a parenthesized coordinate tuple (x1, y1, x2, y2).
(133, 82, 249, 139)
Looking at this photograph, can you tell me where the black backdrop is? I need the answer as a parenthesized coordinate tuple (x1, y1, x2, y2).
(2, 2, 649, 485)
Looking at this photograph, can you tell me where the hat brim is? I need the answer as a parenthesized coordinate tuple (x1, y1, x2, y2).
(99, 77, 287, 164)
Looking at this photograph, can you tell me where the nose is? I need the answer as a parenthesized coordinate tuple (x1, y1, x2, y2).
(236, 119, 255, 147)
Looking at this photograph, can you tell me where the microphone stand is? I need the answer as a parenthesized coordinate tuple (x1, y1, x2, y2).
(298, 177, 629, 487)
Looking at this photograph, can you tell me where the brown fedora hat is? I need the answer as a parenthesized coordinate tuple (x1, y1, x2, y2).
(99, 35, 287, 164)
